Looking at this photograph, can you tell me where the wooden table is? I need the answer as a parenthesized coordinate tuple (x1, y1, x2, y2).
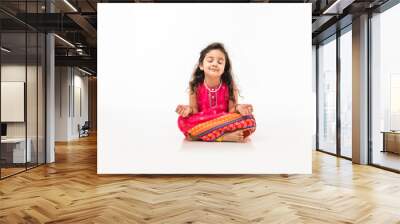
(1, 138, 32, 164)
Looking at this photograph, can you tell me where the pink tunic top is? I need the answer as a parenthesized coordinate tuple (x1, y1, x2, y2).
(178, 82, 230, 135)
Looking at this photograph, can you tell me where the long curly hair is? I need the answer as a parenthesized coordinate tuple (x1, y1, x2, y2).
(189, 42, 236, 103)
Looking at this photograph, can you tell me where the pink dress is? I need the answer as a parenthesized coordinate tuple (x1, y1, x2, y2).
(178, 82, 230, 136)
(178, 82, 256, 141)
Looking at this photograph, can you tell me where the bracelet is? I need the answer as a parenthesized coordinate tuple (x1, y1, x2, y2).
(216, 136, 224, 142)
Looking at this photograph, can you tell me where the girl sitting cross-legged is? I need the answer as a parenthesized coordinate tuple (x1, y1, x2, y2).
(176, 42, 256, 142)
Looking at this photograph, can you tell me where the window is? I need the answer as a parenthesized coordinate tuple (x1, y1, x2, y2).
(318, 36, 337, 154)
(371, 3, 400, 171)
(340, 28, 352, 158)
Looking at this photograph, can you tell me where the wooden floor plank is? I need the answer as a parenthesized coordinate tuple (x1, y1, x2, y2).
(0, 134, 400, 223)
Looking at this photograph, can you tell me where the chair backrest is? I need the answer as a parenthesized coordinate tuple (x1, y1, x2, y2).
(82, 121, 90, 129)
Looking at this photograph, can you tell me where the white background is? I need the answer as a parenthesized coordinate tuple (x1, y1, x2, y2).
(98, 3, 313, 174)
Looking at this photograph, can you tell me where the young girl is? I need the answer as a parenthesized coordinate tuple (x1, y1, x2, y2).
(176, 42, 256, 142)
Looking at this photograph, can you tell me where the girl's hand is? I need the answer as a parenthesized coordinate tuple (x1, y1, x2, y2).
(236, 104, 253, 115)
(175, 105, 192, 117)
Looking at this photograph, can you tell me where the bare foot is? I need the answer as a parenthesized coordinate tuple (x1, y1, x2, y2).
(221, 130, 245, 142)
(186, 136, 200, 141)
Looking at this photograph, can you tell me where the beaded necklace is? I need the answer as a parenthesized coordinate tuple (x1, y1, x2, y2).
(204, 80, 222, 108)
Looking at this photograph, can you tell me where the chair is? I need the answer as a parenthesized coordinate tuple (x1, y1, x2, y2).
(79, 121, 90, 138)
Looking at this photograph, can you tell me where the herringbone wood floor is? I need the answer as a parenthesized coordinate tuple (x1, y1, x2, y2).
(1, 134, 400, 223)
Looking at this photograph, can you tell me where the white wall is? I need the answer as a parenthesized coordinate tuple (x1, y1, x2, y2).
(98, 4, 313, 174)
(55, 67, 89, 141)
(55, 66, 69, 141)
(72, 72, 89, 138)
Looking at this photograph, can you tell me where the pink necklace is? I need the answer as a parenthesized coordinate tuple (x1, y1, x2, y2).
(204, 80, 222, 108)
(204, 80, 222, 93)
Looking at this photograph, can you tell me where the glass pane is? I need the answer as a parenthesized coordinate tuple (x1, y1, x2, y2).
(38, 32, 45, 165)
(318, 37, 337, 154)
(340, 29, 352, 158)
(312, 46, 317, 150)
(1, 32, 27, 177)
(371, 4, 400, 171)
(25, 0, 38, 169)
(27, 31, 38, 169)
(0, 1, 46, 178)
